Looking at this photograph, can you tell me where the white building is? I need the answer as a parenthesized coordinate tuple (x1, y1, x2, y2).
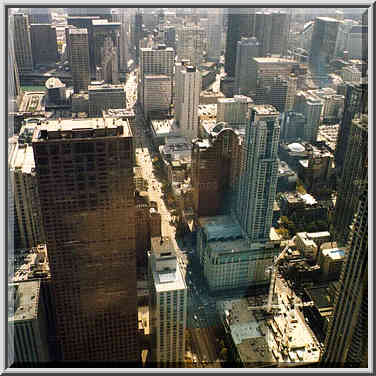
(176, 24, 205, 67)
(341, 65, 362, 83)
(148, 237, 187, 366)
(216, 96, 253, 129)
(175, 64, 201, 140)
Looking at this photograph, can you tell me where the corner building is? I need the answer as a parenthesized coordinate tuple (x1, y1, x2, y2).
(32, 118, 139, 362)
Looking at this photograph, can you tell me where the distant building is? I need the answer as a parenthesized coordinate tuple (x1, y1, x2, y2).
(88, 84, 125, 117)
(12, 13, 33, 73)
(176, 24, 205, 67)
(207, 9, 223, 62)
(26, 8, 52, 24)
(30, 24, 58, 67)
(217, 96, 253, 129)
(348, 24, 368, 60)
(143, 75, 172, 118)
(148, 237, 187, 366)
(280, 112, 306, 141)
(45, 78, 66, 105)
(175, 64, 201, 140)
(69, 28, 90, 94)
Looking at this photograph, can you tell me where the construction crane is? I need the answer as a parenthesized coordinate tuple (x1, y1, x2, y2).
(248, 244, 290, 314)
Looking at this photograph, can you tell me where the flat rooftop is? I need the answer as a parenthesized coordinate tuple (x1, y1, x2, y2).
(253, 57, 296, 64)
(88, 84, 125, 91)
(69, 28, 87, 34)
(32, 117, 132, 141)
(252, 104, 279, 116)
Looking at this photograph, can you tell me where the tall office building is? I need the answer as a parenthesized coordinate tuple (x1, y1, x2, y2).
(134, 10, 143, 62)
(176, 25, 205, 67)
(8, 124, 45, 250)
(309, 17, 340, 81)
(216, 95, 253, 129)
(175, 65, 201, 140)
(32, 118, 139, 362)
(30, 24, 58, 67)
(254, 12, 272, 57)
(27, 8, 52, 24)
(12, 13, 33, 73)
(148, 237, 187, 366)
(139, 45, 174, 114)
(335, 82, 367, 175)
(88, 84, 126, 116)
(270, 12, 289, 56)
(8, 17, 21, 113)
(322, 184, 368, 367)
(112, 9, 131, 72)
(234, 37, 260, 96)
(207, 9, 223, 63)
(333, 115, 368, 246)
(69, 29, 90, 94)
(225, 8, 254, 77)
(236, 105, 280, 242)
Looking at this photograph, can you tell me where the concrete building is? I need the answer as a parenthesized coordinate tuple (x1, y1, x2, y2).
(8, 123, 45, 250)
(8, 280, 50, 364)
(270, 11, 289, 56)
(32, 118, 139, 362)
(176, 24, 205, 67)
(88, 84, 126, 117)
(207, 9, 223, 62)
(234, 37, 260, 96)
(280, 111, 306, 141)
(341, 65, 362, 83)
(294, 91, 323, 142)
(191, 128, 242, 217)
(69, 29, 90, 94)
(30, 24, 58, 67)
(175, 65, 201, 140)
(26, 8, 52, 24)
(45, 77, 66, 105)
(139, 45, 175, 115)
(143, 75, 172, 118)
(148, 236, 187, 366)
(12, 13, 33, 73)
(309, 17, 340, 81)
(322, 186, 368, 367)
(197, 216, 281, 291)
(236, 105, 280, 242)
(216, 96, 253, 129)
(317, 248, 345, 280)
(71, 93, 89, 115)
(348, 25, 368, 60)
(334, 115, 368, 246)
(112, 8, 131, 73)
(8, 19, 21, 114)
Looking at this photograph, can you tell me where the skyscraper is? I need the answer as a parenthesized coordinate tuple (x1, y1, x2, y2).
(30, 24, 59, 67)
(225, 8, 254, 77)
(32, 118, 139, 362)
(309, 17, 340, 81)
(27, 8, 52, 24)
(234, 37, 260, 96)
(176, 25, 205, 67)
(175, 65, 201, 140)
(333, 115, 368, 246)
(322, 184, 368, 367)
(236, 105, 280, 242)
(8, 16, 21, 113)
(207, 9, 223, 63)
(69, 29, 90, 94)
(270, 12, 289, 56)
(335, 82, 367, 176)
(254, 12, 273, 56)
(12, 13, 33, 73)
(148, 237, 187, 366)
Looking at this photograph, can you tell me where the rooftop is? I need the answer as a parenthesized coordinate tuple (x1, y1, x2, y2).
(88, 84, 125, 91)
(321, 248, 345, 260)
(253, 57, 296, 64)
(252, 104, 279, 116)
(45, 77, 65, 89)
(69, 28, 87, 35)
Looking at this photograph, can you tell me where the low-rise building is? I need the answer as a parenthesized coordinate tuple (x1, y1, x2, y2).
(150, 118, 176, 147)
(277, 160, 297, 193)
(200, 90, 225, 105)
(317, 248, 345, 280)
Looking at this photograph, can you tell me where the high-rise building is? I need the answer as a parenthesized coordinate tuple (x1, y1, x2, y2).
(191, 129, 242, 217)
(112, 9, 131, 73)
(322, 184, 368, 367)
(333, 115, 368, 246)
(143, 75, 172, 118)
(8, 17, 21, 113)
(32, 118, 139, 362)
(236, 105, 280, 242)
(139, 45, 174, 114)
(269, 76, 289, 113)
(27, 8, 52, 24)
(335, 82, 367, 175)
(8, 280, 50, 364)
(294, 91, 323, 142)
(234, 37, 260, 96)
(175, 65, 201, 140)
(134, 10, 143, 62)
(216, 95, 253, 129)
(207, 9, 223, 63)
(225, 8, 254, 77)
(12, 13, 33, 73)
(254, 12, 273, 57)
(176, 24, 205, 67)
(309, 17, 340, 81)
(69, 29, 90, 94)
(30, 24, 58, 67)
(88, 84, 126, 117)
(148, 236, 187, 367)
(8, 123, 45, 250)
(270, 12, 289, 56)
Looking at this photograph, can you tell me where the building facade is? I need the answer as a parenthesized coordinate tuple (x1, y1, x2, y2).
(148, 237, 187, 366)
(88, 84, 126, 117)
(176, 24, 205, 67)
(30, 24, 58, 67)
(32, 118, 139, 362)
(216, 96, 253, 129)
(69, 29, 90, 94)
(236, 105, 280, 242)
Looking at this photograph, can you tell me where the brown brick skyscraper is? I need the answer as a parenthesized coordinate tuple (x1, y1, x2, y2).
(32, 118, 139, 363)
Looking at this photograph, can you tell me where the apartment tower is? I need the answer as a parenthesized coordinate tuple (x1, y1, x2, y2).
(12, 13, 33, 73)
(32, 118, 139, 362)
